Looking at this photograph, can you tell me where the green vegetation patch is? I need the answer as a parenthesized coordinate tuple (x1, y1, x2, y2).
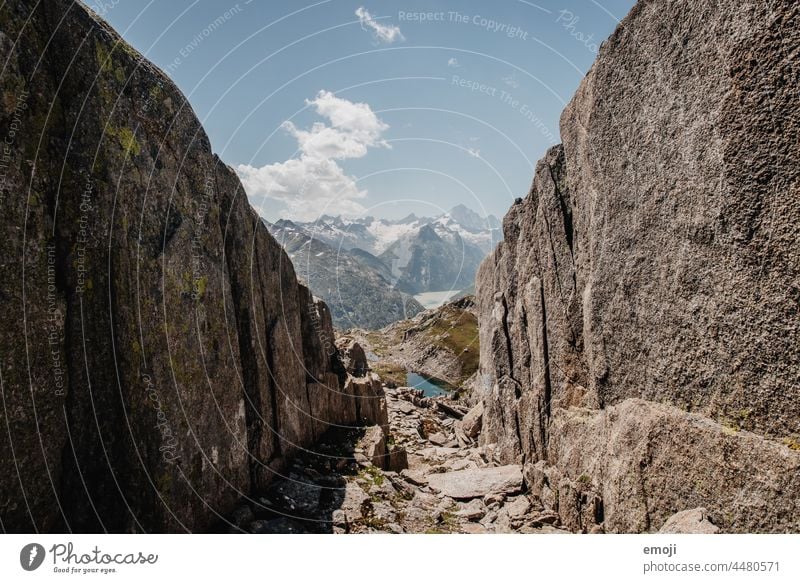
(110, 126, 141, 157)
(95, 41, 113, 73)
(421, 306, 479, 382)
(371, 361, 406, 387)
(782, 436, 800, 451)
(358, 465, 385, 487)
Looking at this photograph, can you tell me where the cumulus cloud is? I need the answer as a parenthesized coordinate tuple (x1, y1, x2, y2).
(355, 6, 404, 44)
(237, 90, 390, 221)
(287, 90, 389, 159)
(447, 57, 460, 68)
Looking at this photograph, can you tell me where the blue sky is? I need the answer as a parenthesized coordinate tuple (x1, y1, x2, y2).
(96, 0, 635, 221)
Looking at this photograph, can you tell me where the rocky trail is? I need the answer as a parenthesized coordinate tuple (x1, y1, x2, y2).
(222, 378, 571, 534)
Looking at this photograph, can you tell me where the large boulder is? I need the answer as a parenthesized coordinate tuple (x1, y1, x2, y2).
(336, 337, 369, 377)
(359, 425, 387, 469)
(427, 466, 523, 499)
(476, 0, 800, 532)
(659, 508, 720, 534)
(537, 399, 800, 533)
(459, 402, 484, 439)
(338, 482, 370, 523)
(346, 373, 389, 429)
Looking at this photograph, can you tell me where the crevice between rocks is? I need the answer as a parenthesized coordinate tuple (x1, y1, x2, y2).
(538, 280, 554, 461)
(499, 295, 517, 386)
(216, 167, 270, 489)
(264, 316, 282, 465)
(548, 158, 574, 262)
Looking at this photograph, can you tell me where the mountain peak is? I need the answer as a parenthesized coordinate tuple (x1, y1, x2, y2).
(449, 203, 472, 214)
(395, 212, 419, 224)
(447, 204, 500, 232)
(417, 223, 443, 242)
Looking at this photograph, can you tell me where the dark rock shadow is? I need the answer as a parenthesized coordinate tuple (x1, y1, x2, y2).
(212, 427, 366, 534)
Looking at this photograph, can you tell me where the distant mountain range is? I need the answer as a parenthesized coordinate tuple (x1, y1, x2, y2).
(265, 204, 502, 329)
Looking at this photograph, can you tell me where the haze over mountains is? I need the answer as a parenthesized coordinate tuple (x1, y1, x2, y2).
(266, 204, 501, 328)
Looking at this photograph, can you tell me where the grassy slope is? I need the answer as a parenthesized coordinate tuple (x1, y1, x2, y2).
(365, 297, 479, 386)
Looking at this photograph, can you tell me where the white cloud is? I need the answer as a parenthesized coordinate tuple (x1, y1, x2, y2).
(238, 158, 368, 219)
(355, 6, 404, 44)
(237, 91, 389, 221)
(447, 58, 460, 68)
(293, 90, 389, 158)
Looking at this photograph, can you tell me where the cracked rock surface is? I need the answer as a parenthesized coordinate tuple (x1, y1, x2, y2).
(475, 0, 800, 533)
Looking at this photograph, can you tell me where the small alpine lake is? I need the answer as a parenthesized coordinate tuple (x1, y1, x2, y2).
(406, 371, 454, 397)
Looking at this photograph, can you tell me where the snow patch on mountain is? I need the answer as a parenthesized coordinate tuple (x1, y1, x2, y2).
(279, 205, 502, 258)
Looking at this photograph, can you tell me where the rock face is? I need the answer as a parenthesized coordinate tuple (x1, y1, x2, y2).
(0, 0, 370, 533)
(476, 0, 800, 532)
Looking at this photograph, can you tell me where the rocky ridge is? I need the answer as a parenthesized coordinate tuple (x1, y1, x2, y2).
(0, 0, 377, 533)
(476, 0, 800, 533)
(282, 206, 500, 258)
(271, 206, 501, 301)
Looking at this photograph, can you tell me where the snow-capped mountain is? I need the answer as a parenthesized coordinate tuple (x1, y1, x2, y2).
(265, 220, 424, 329)
(432, 204, 502, 253)
(380, 223, 488, 294)
(281, 205, 501, 257)
(265, 205, 502, 327)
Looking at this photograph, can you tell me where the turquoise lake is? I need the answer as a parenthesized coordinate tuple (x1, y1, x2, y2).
(406, 372, 452, 397)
